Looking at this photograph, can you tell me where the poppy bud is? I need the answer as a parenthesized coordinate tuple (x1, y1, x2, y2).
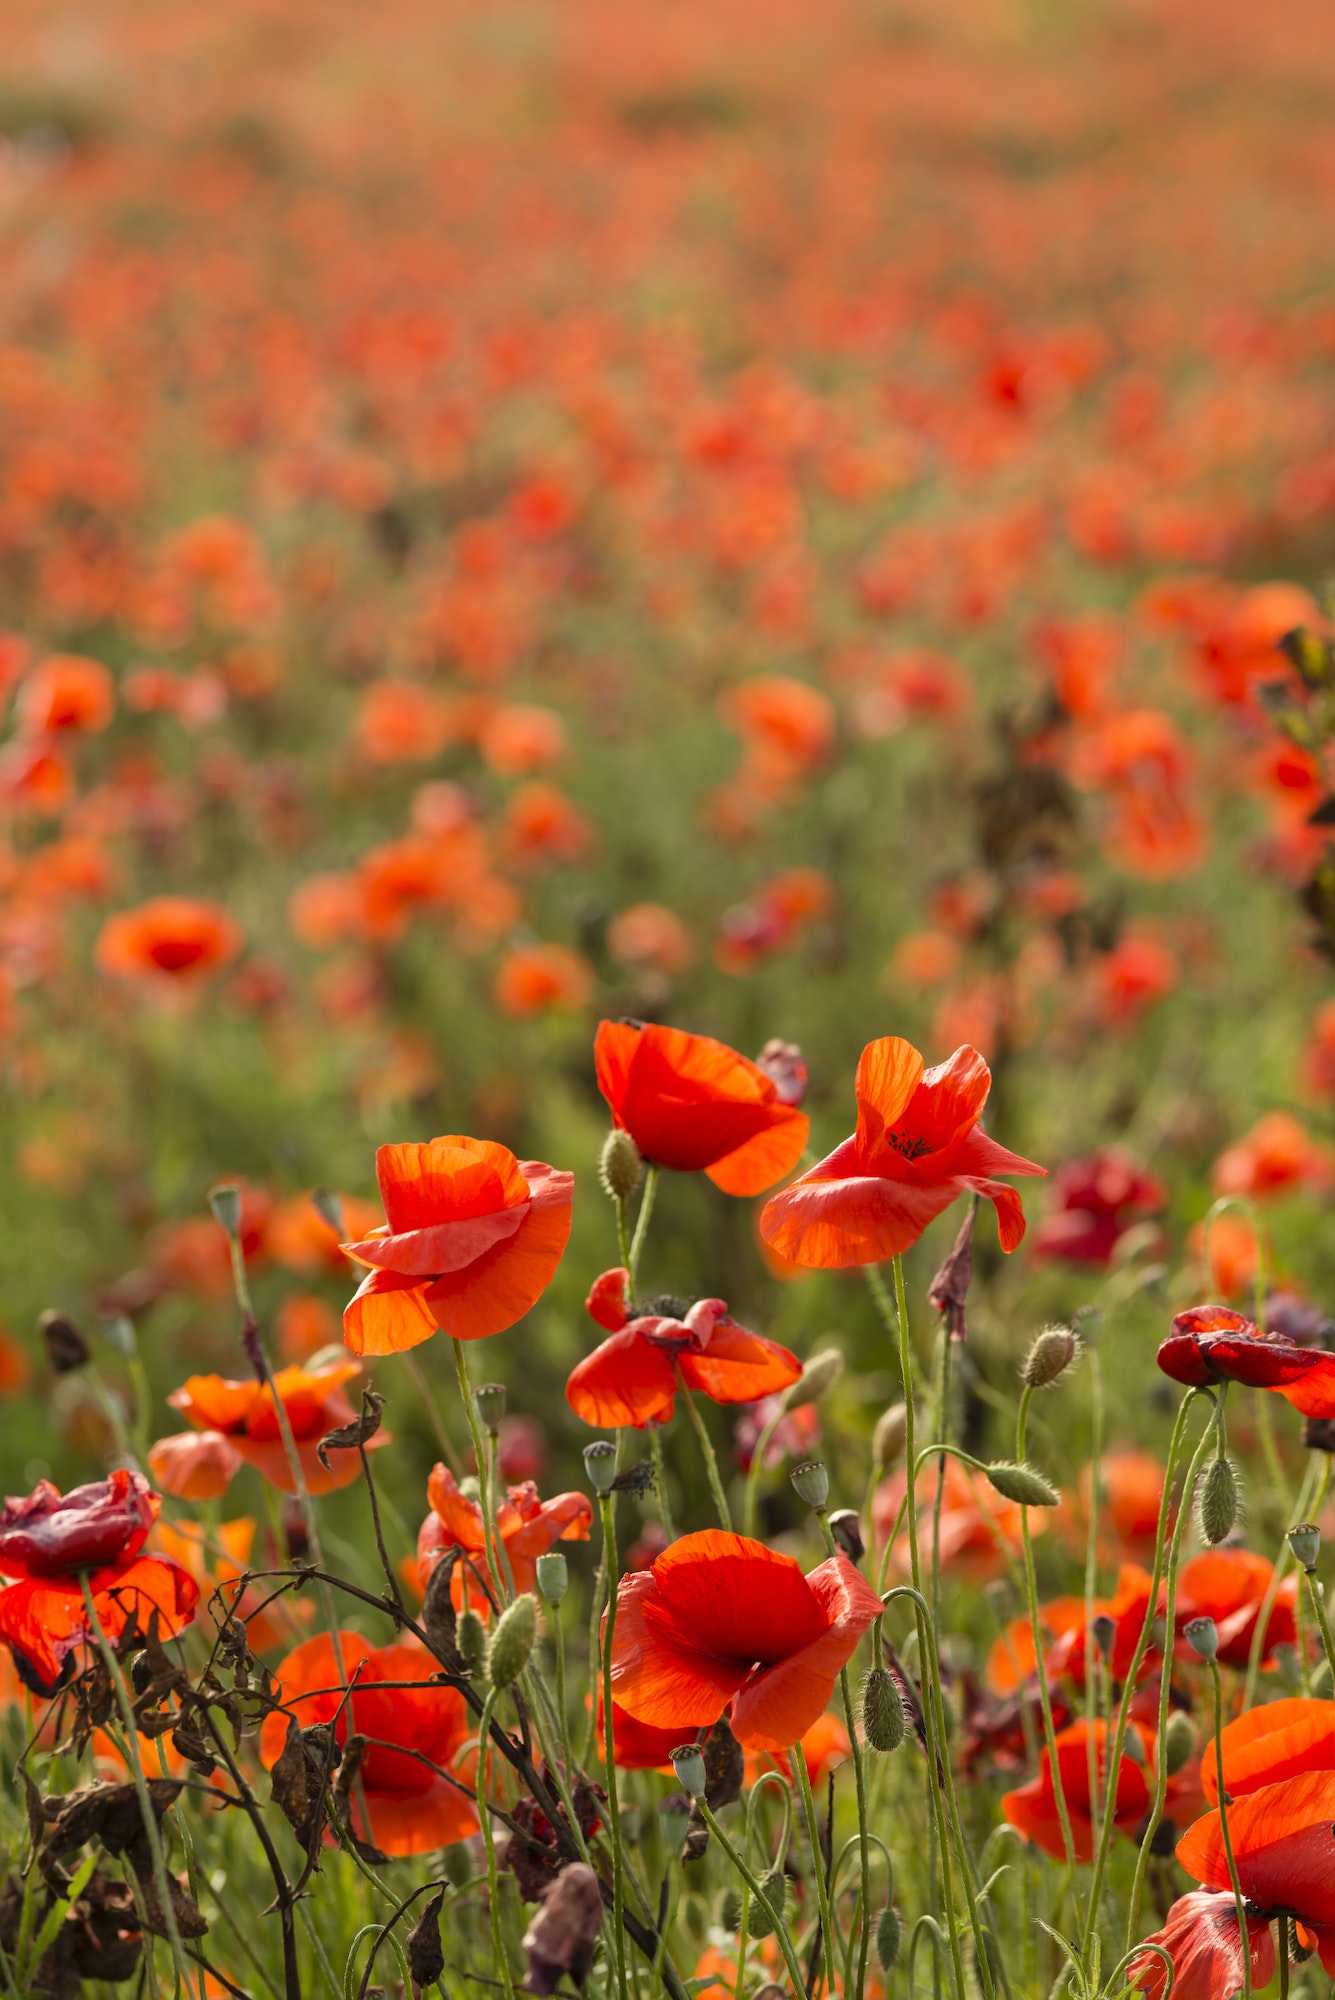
(1289, 1521, 1322, 1573)
(747, 1866, 787, 1938)
(486, 1593, 537, 1688)
(659, 1794, 693, 1850)
(1091, 1614, 1117, 1660)
(872, 1403, 908, 1469)
(103, 1315, 137, 1359)
(790, 1459, 830, 1510)
(311, 1185, 345, 1236)
(861, 1666, 906, 1752)
(876, 1906, 902, 1974)
(209, 1183, 243, 1239)
(781, 1347, 843, 1413)
(984, 1462, 1059, 1508)
(599, 1129, 643, 1203)
(456, 1607, 486, 1673)
(1123, 1727, 1147, 1766)
(1022, 1326, 1078, 1390)
(474, 1382, 507, 1432)
(670, 1744, 706, 1798)
(583, 1441, 618, 1494)
(1197, 1457, 1238, 1546)
(535, 1552, 569, 1605)
(40, 1310, 90, 1375)
(1184, 1616, 1218, 1661)
(1164, 1710, 1196, 1775)
(717, 1888, 741, 1931)
(828, 1509, 864, 1561)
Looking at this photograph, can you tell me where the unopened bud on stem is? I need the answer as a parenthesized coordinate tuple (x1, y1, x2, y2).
(872, 1404, 908, 1470)
(861, 1666, 906, 1752)
(486, 1593, 537, 1687)
(1198, 1457, 1238, 1546)
(599, 1129, 643, 1203)
(1164, 1710, 1196, 1775)
(1022, 1326, 1078, 1389)
(781, 1348, 843, 1413)
(584, 1441, 618, 1494)
(535, 1552, 568, 1604)
(985, 1461, 1059, 1508)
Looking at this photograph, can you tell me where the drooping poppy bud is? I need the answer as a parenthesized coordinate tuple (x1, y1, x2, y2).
(872, 1403, 908, 1468)
(781, 1347, 843, 1412)
(456, 1607, 486, 1673)
(985, 1462, 1059, 1508)
(876, 1906, 902, 1972)
(486, 1593, 537, 1688)
(862, 1666, 906, 1752)
(748, 1867, 788, 1938)
(1197, 1458, 1238, 1546)
(1164, 1710, 1197, 1775)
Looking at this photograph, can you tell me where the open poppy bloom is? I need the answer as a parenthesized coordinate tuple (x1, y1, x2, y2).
(416, 1463, 591, 1601)
(566, 1268, 801, 1429)
(342, 1136, 573, 1353)
(594, 1020, 808, 1195)
(166, 1361, 388, 1496)
(1129, 1892, 1276, 2000)
(1175, 1549, 1297, 1669)
(147, 1427, 245, 1501)
(1031, 1149, 1165, 1266)
(1132, 1770, 1335, 1994)
(0, 1471, 199, 1694)
(609, 1529, 882, 1752)
(759, 1038, 1045, 1267)
(1003, 1718, 1153, 1862)
(1157, 1305, 1335, 1417)
(259, 1631, 477, 1856)
(987, 1563, 1161, 1694)
(95, 897, 243, 981)
(1200, 1698, 1335, 1804)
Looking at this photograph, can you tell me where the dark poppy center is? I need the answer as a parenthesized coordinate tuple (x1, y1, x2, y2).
(149, 936, 209, 972)
(887, 1130, 932, 1162)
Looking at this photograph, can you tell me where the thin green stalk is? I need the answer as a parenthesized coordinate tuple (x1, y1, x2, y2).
(1015, 1382, 1077, 1869)
(1208, 1657, 1252, 2000)
(1242, 1454, 1329, 1710)
(649, 1426, 677, 1541)
(694, 1799, 807, 1999)
(1300, 1563, 1335, 1687)
(627, 1165, 658, 1292)
(1083, 1351, 1104, 1853)
(581, 1428, 622, 1763)
(793, 1744, 839, 1997)
(405, 1351, 462, 1473)
(811, 1509, 872, 2000)
(598, 1493, 632, 2000)
(477, 1687, 518, 2000)
(452, 1337, 507, 1603)
(743, 1405, 788, 1538)
(614, 1193, 632, 1274)
(678, 1379, 732, 1529)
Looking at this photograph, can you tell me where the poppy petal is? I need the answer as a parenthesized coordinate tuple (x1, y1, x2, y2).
(677, 1320, 802, 1406)
(704, 1107, 810, 1197)
(343, 1267, 440, 1356)
(958, 1175, 1031, 1251)
(566, 1328, 678, 1429)
(729, 1555, 883, 1750)
(343, 1203, 528, 1277)
(609, 1569, 750, 1728)
(422, 1162, 573, 1340)
(904, 1044, 993, 1152)
(853, 1038, 925, 1155)
(1202, 1697, 1335, 1803)
(1177, 1770, 1335, 1925)
(760, 1158, 960, 1268)
(375, 1137, 530, 1231)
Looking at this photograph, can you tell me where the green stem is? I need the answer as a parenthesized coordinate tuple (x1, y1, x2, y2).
(598, 1493, 632, 2000)
(793, 1742, 839, 1996)
(1243, 1454, 1329, 1710)
(649, 1427, 677, 1542)
(614, 1193, 632, 1274)
(1015, 1382, 1077, 1869)
(452, 1338, 508, 1604)
(679, 1379, 732, 1529)
(1208, 1657, 1251, 2000)
(1301, 1563, 1335, 1688)
(476, 1688, 518, 2000)
(627, 1165, 658, 1293)
(1083, 1352, 1104, 1854)
(695, 1800, 808, 1999)
(743, 1406, 787, 1539)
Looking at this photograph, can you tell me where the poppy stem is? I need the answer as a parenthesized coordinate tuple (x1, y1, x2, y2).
(77, 1576, 204, 2000)
(597, 1493, 633, 2000)
(1299, 1561, 1335, 1690)
(1207, 1656, 1252, 2000)
(1083, 1350, 1104, 1859)
(649, 1427, 677, 1541)
(793, 1740, 840, 1996)
(679, 1381, 733, 1529)
(693, 1798, 809, 1999)
(614, 1193, 633, 1275)
(403, 1351, 462, 1474)
(1014, 1382, 1079, 1871)
(452, 1337, 508, 1603)
(627, 1165, 658, 1292)
(1241, 1453, 1328, 1711)
(476, 1686, 519, 2000)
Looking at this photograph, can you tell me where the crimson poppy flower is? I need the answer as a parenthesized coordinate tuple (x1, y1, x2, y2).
(342, 1136, 573, 1353)
(609, 1529, 882, 1752)
(594, 1020, 808, 1196)
(567, 1268, 801, 1430)
(259, 1631, 477, 1856)
(1129, 1892, 1276, 2000)
(0, 1471, 199, 1695)
(166, 1360, 389, 1497)
(1157, 1305, 1335, 1417)
(416, 1463, 591, 1601)
(1003, 1719, 1153, 1862)
(1031, 1149, 1165, 1266)
(759, 1038, 1045, 1267)
(1176, 1549, 1297, 1669)
(1200, 1697, 1335, 1805)
(95, 897, 243, 981)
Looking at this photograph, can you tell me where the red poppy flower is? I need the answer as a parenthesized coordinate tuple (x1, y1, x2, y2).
(416, 1463, 591, 1601)
(166, 1361, 388, 1497)
(759, 1038, 1045, 1268)
(0, 1472, 198, 1695)
(1157, 1305, 1335, 1417)
(1176, 1549, 1297, 1669)
(1161, 1771, 1335, 1978)
(1003, 1719, 1153, 1862)
(594, 1020, 808, 1196)
(567, 1268, 801, 1430)
(147, 1428, 245, 1501)
(987, 1563, 1162, 1695)
(609, 1529, 882, 1752)
(1057, 1450, 1168, 1566)
(342, 1136, 573, 1352)
(1201, 1698, 1335, 1805)
(1031, 1149, 1166, 1266)
(95, 897, 243, 981)
(259, 1632, 477, 1856)
(1129, 1891, 1275, 2000)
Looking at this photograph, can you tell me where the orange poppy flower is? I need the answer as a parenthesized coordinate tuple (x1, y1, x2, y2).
(1129, 1891, 1275, 2000)
(264, 1191, 382, 1275)
(1211, 1112, 1333, 1202)
(96, 897, 243, 981)
(746, 1709, 852, 1789)
(1175, 1549, 1297, 1670)
(610, 1529, 882, 1752)
(1003, 1719, 1152, 1862)
(341, 1136, 573, 1352)
(147, 1428, 244, 1501)
(606, 904, 696, 978)
(1200, 1698, 1335, 1806)
(760, 1038, 1044, 1267)
(0, 1471, 198, 1694)
(167, 1361, 388, 1496)
(478, 702, 567, 775)
(18, 652, 115, 735)
(1158, 1304, 1335, 1417)
(494, 942, 594, 1017)
(259, 1631, 477, 1856)
(353, 680, 455, 764)
(1056, 1449, 1168, 1565)
(594, 1020, 808, 1195)
(416, 1463, 592, 1600)
(567, 1268, 801, 1430)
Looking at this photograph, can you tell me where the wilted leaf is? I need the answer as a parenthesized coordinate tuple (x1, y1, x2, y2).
(317, 1386, 385, 1471)
(407, 1886, 446, 1993)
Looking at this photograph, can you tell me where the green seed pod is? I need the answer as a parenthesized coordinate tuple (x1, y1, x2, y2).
(861, 1666, 906, 1753)
(455, 1607, 486, 1674)
(599, 1128, 643, 1202)
(719, 1888, 743, 1933)
(208, 1183, 243, 1238)
(535, 1551, 568, 1605)
(984, 1462, 1060, 1508)
(474, 1381, 507, 1431)
(748, 1867, 787, 1938)
(876, 1906, 901, 1974)
(1164, 1709, 1197, 1776)
(1289, 1521, 1321, 1572)
(789, 1459, 830, 1509)
(670, 1744, 706, 1798)
(1183, 1615, 1218, 1662)
(1022, 1326, 1078, 1389)
(584, 1441, 618, 1494)
(485, 1592, 537, 1688)
(1198, 1457, 1238, 1546)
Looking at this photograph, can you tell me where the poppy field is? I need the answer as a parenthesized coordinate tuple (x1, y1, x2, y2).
(8, 0, 1335, 1993)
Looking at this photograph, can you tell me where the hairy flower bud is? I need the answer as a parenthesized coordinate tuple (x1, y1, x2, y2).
(1198, 1457, 1238, 1546)
(1022, 1326, 1078, 1390)
(984, 1462, 1059, 1508)
(455, 1607, 486, 1674)
(486, 1593, 537, 1688)
(535, 1552, 569, 1605)
(748, 1867, 788, 1939)
(876, 1906, 902, 1973)
(781, 1347, 844, 1413)
(474, 1381, 507, 1432)
(1184, 1616, 1218, 1662)
(599, 1129, 643, 1203)
(670, 1744, 706, 1798)
(1289, 1522, 1322, 1573)
(790, 1459, 830, 1510)
(1164, 1710, 1197, 1775)
(872, 1404, 908, 1470)
(861, 1667, 906, 1753)
(719, 1888, 742, 1933)
(583, 1441, 618, 1494)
